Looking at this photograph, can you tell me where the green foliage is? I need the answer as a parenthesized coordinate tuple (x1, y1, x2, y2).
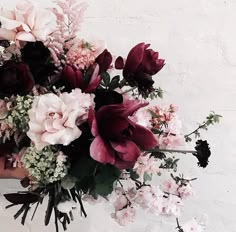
(160, 157, 179, 172)
(100, 72, 121, 90)
(184, 111, 222, 142)
(148, 87, 164, 99)
(72, 159, 121, 198)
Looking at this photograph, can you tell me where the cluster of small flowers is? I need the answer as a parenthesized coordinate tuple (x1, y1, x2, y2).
(111, 183, 191, 226)
(21, 146, 69, 185)
(4, 95, 34, 133)
(65, 39, 102, 69)
(161, 178, 194, 200)
(150, 104, 183, 149)
(48, 0, 87, 66)
(133, 152, 161, 181)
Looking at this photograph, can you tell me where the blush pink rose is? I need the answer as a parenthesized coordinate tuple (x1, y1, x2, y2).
(27, 89, 94, 150)
(0, 0, 56, 42)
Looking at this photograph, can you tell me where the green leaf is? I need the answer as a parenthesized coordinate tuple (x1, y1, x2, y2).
(129, 169, 139, 180)
(94, 183, 114, 197)
(4, 193, 40, 205)
(93, 165, 121, 197)
(101, 72, 110, 87)
(151, 151, 166, 159)
(143, 173, 152, 182)
(109, 75, 120, 90)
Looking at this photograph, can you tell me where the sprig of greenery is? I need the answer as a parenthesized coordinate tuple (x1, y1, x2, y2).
(184, 111, 222, 142)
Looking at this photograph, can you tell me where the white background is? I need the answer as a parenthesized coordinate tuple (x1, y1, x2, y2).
(0, 0, 235, 231)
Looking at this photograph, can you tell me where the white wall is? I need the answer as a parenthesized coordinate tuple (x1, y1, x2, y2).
(0, 0, 235, 231)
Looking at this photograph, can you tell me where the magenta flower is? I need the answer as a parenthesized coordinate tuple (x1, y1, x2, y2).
(61, 65, 101, 93)
(95, 49, 112, 74)
(120, 42, 165, 96)
(88, 100, 157, 169)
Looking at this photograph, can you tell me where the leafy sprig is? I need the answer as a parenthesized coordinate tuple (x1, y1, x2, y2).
(184, 112, 222, 142)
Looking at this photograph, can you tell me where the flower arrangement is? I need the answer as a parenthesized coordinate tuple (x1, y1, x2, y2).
(0, 0, 221, 231)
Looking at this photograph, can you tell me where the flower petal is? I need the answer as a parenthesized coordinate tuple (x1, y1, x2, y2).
(15, 31, 36, 42)
(111, 140, 140, 162)
(123, 43, 146, 74)
(0, 28, 16, 40)
(132, 124, 157, 149)
(115, 56, 125, 69)
(88, 109, 99, 137)
(84, 64, 101, 93)
(90, 136, 115, 164)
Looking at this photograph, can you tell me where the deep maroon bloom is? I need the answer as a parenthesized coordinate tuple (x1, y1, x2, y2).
(0, 61, 34, 96)
(61, 64, 101, 93)
(194, 140, 211, 168)
(94, 89, 123, 111)
(95, 49, 112, 74)
(121, 43, 165, 96)
(21, 41, 56, 85)
(88, 99, 157, 169)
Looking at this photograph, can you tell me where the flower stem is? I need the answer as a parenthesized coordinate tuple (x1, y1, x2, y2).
(148, 148, 196, 154)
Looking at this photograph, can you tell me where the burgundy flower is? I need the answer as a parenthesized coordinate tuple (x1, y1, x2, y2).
(61, 64, 101, 93)
(0, 140, 16, 157)
(120, 43, 165, 96)
(0, 62, 34, 96)
(88, 99, 157, 169)
(95, 49, 112, 74)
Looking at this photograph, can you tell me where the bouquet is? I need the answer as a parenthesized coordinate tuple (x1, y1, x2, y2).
(0, 0, 221, 231)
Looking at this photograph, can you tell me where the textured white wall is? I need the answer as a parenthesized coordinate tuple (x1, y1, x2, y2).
(0, 0, 235, 231)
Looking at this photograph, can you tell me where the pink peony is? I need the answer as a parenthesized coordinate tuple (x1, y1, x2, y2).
(27, 89, 94, 150)
(0, 0, 56, 42)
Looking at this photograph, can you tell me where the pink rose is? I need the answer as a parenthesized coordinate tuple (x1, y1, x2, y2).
(0, 0, 56, 42)
(27, 89, 94, 150)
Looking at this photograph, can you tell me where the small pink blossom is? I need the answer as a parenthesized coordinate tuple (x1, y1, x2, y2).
(161, 195, 183, 217)
(134, 186, 163, 210)
(27, 89, 94, 150)
(177, 183, 194, 199)
(114, 195, 129, 211)
(133, 153, 160, 180)
(161, 179, 178, 195)
(0, 0, 56, 42)
(182, 219, 203, 232)
(112, 206, 136, 226)
(66, 39, 103, 69)
(129, 107, 152, 128)
(157, 134, 183, 149)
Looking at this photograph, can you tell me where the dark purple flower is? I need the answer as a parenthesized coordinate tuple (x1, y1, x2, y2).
(95, 49, 112, 74)
(0, 61, 34, 96)
(94, 89, 123, 111)
(194, 140, 211, 168)
(21, 41, 56, 85)
(61, 64, 101, 93)
(88, 99, 157, 169)
(121, 42, 165, 96)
